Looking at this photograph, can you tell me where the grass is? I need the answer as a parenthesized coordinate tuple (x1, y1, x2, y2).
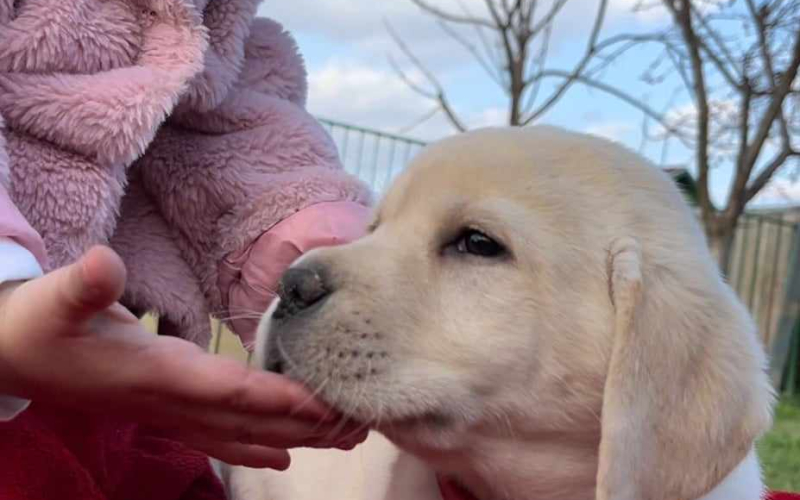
(759, 396, 800, 491)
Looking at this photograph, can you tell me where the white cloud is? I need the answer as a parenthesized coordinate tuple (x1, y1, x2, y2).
(261, 0, 669, 68)
(468, 106, 508, 129)
(752, 177, 800, 207)
(306, 59, 456, 140)
(584, 121, 634, 141)
(306, 58, 522, 141)
(261, 0, 483, 69)
(607, 0, 670, 23)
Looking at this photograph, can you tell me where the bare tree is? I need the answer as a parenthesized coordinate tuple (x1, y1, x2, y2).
(390, 0, 800, 274)
(629, 0, 800, 273)
(388, 0, 612, 129)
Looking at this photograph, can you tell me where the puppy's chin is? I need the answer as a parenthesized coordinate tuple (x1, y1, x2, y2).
(375, 413, 478, 456)
(256, 314, 478, 453)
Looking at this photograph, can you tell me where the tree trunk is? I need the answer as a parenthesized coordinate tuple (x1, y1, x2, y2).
(707, 220, 737, 278)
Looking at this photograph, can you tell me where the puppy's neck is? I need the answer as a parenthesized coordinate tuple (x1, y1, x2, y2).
(419, 432, 600, 500)
(424, 438, 763, 500)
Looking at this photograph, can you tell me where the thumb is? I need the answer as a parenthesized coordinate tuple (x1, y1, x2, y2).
(32, 246, 128, 324)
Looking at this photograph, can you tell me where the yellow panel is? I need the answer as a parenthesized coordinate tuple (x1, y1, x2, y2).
(140, 313, 159, 334)
(210, 319, 250, 365)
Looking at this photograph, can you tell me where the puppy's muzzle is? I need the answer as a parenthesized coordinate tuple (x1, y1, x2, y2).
(266, 265, 331, 374)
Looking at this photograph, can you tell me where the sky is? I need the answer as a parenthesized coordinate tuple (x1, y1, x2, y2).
(260, 0, 799, 207)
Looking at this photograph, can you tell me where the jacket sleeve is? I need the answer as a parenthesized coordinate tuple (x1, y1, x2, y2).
(135, 13, 373, 345)
(218, 201, 371, 347)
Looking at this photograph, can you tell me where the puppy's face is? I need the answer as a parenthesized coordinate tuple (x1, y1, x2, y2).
(257, 127, 772, 500)
(257, 128, 615, 454)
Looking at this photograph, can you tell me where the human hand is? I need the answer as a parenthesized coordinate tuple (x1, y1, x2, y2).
(0, 246, 366, 469)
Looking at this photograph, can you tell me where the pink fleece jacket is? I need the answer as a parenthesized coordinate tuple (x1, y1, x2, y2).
(2, 0, 372, 348)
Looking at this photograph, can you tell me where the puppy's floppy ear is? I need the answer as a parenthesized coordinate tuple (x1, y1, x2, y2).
(596, 238, 773, 500)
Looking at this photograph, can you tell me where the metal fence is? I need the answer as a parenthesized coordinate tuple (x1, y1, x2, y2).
(727, 212, 799, 347)
(319, 118, 427, 194)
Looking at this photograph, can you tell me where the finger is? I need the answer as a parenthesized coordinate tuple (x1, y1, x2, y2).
(162, 409, 366, 450)
(25, 246, 128, 325)
(129, 341, 335, 422)
(183, 437, 291, 470)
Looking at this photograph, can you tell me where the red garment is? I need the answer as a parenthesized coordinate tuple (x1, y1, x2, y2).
(437, 475, 800, 500)
(0, 402, 225, 500)
(770, 494, 800, 500)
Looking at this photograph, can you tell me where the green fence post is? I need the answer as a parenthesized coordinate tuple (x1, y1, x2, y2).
(785, 321, 799, 396)
(770, 225, 800, 391)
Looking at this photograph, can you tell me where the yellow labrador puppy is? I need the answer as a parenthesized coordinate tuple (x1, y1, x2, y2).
(221, 126, 774, 500)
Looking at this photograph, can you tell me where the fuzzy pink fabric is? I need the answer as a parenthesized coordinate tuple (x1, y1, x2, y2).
(121, 13, 372, 344)
(0, 0, 372, 346)
(219, 201, 371, 348)
(1, 0, 208, 269)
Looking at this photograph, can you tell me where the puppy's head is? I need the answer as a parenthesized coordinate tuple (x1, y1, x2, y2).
(257, 126, 773, 500)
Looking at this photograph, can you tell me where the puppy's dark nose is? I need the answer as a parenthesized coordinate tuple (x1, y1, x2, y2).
(273, 266, 329, 319)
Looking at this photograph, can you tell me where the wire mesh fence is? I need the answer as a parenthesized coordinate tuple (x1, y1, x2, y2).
(318, 118, 427, 194)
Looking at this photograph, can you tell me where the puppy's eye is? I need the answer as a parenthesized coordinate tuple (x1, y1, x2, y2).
(455, 230, 505, 257)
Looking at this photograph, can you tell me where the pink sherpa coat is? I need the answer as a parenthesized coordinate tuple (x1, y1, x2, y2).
(0, 0, 372, 347)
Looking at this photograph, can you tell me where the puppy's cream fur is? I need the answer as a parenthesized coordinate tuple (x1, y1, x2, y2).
(223, 126, 774, 500)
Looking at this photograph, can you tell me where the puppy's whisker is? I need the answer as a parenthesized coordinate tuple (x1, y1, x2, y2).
(290, 376, 331, 423)
(375, 398, 386, 432)
(275, 338, 340, 431)
(214, 313, 264, 323)
(319, 379, 351, 442)
(211, 306, 265, 317)
(363, 357, 378, 424)
(501, 411, 517, 441)
(276, 336, 301, 373)
(243, 281, 280, 297)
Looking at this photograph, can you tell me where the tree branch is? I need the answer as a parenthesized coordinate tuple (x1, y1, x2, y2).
(408, 0, 496, 28)
(387, 53, 437, 99)
(483, 0, 525, 124)
(396, 105, 442, 135)
(521, 0, 609, 124)
(663, 0, 715, 222)
(455, 0, 508, 89)
(741, 27, 800, 174)
(689, 3, 745, 88)
(386, 22, 468, 132)
(744, 148, 798, 202)
(435, 20, 505, 88)
(744, 0, 791, 146)
(528, 0, 570, 40)
(522, 22, 553, 113)
(530, 70, 690, 142)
